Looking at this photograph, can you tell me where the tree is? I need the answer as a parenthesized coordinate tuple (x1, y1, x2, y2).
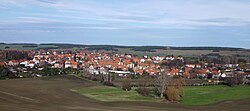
(172, 78, 185, 97)
(155, 67, 171, 98)
(101, 72, 113, 86)
(239, 62, 246, 69)
(136, 87, 150, 96)
(224, 75, 243, 86)
(243, 76, 250, 85)
(136, 76, 150, 96)
(82, 68, 91, 78)
(122, 79, 132, 91)
(0, 66, 15, 79)
(0, 66, 8, 78)
(165, 86, 179, 102)
(165, 78, 185, 102)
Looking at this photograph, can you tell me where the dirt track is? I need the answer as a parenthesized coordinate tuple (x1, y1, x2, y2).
(0, 75, 249, 111)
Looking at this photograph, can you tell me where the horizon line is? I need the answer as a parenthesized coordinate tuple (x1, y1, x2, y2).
(0, 42, 248, 49)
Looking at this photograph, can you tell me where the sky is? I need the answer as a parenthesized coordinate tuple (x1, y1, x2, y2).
(0, 0, 250, 48)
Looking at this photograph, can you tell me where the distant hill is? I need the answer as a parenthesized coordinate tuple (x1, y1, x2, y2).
(170, 47, 245, 51)
(0, 43, 248, 52)
(1, 43, 250, 57)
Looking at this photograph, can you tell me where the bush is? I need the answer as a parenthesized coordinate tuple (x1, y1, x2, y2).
(224, 76, 243, 86)
(153, 87, 161, 97)
(224, 77, 237, 86)
(136, 87, 150, 96)
(164, 78, 185, 102)
(165, 86, 180, 102)
(122, 79, 132, 91)
(91, 77, 98, 81)
(103, 81, 114, 86)
(244, 79, 250, 85)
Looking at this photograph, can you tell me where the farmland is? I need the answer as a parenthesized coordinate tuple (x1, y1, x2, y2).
(1, 75, 250, 111)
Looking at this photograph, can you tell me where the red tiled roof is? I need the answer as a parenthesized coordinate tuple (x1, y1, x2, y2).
(0, 62, 5, 66)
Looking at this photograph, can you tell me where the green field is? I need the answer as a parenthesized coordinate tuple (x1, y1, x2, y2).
(73, 85, 250, 105)
(181, 85, 250, 105)
(72, 86, 160, 102)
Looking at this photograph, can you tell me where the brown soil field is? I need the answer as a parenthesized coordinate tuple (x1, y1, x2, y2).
(0, 75, 250, 111)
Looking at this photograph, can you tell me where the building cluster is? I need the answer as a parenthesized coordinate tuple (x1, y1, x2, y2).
(1, 50, 250, 79)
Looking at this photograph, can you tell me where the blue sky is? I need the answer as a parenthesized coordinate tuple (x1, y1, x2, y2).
(0, 0, 250, 48)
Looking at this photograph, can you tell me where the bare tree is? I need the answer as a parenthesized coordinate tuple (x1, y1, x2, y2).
(122, 79, 132, 91)
(136, 76, 152, 96)
(101, 70, 112, 83)
(82, 68, 91, 78)
(155, 67, 171, 98)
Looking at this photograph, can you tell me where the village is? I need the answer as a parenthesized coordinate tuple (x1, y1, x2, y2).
(1, 0, 250, 110)
(1, 49, 250, 84)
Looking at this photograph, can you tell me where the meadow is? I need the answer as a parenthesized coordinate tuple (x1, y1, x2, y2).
(181, 85, 250, 105)
(73, 85, 250, 105)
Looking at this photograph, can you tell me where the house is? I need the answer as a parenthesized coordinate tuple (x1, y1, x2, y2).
(53, 62, 63, 68)
(65, 60, 71, 68)
(88, 65, 95, 74)
(190, 69, 209, 78)
(0, 62, 5, 66)
(140, 59, 146, 63)
(183, 71, 190, 78)
(65, 60, 78, 69)
(133, 68, 144, 75)
(131, 57, 140, 63)
(27, 61, 35, 68)
(71, 61, 78, 69)
(8, 60, 19, 66)
(109, 70, 130, 77)
(20, 60, 28, 66)
(144, 67, 158, 75)
(186, 64, 195, 68)
(33, 57, 40, 64)
(138, 63, 149, 69)
(169, 68, 181, 76)
(99, 67, 108, 74)
(186, 64, 201, 68)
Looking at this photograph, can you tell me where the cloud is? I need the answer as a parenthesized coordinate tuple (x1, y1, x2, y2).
(1, 0, 250, 31)
(16, 17, 62, 23)
(36, 0, 58, 4)
(0, 19, 123, 34)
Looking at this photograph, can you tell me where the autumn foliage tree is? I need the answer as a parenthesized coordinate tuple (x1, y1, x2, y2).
(165, 78, 185, 102)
